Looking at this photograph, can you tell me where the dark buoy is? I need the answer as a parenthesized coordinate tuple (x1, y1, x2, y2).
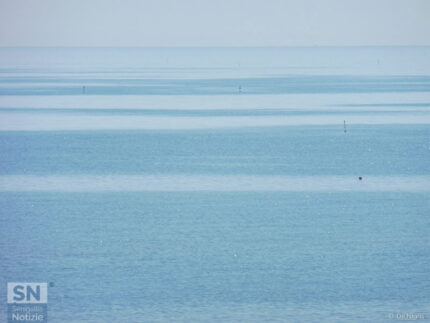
(359, 176, 363, 181)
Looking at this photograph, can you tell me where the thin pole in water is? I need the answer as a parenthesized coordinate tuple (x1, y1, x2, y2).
(82, 86, 86, 94)
(344, 120, 347, 133)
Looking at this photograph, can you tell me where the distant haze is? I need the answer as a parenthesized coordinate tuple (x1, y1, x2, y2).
(0, 0, 429, 47)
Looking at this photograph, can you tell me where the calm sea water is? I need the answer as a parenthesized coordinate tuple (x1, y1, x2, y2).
(0, 47, 429, 322)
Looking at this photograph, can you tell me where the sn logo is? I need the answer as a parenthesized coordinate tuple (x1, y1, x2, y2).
(7, 283, 47, 304)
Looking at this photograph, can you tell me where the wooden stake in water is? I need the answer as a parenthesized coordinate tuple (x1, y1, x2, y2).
(344, 120, 347, 133)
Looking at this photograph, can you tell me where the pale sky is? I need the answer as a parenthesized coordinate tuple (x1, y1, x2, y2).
(0, 0, 429, 47)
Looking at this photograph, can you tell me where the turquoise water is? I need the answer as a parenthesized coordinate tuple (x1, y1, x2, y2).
(0, 47, 429, 322)
(1, 126, 429, 176)
(1, 192, 429, 322)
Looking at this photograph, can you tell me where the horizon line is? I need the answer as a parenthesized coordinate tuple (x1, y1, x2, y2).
(1, 45, 430, 49)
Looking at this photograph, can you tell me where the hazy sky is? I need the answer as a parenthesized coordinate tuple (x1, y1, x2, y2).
(0, 0, 429, 47)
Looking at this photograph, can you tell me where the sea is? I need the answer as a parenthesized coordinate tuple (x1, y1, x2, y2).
(0, 47, 429, 322)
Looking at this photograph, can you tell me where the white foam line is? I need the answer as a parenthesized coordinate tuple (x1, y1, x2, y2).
(0, 113, 429, 131)
(0, 82, 112, 88)
(0, 93, 429, 111)
(0, 175, 429, 192)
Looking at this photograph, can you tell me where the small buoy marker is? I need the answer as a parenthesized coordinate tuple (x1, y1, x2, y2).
(359, 176, 363, 181)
